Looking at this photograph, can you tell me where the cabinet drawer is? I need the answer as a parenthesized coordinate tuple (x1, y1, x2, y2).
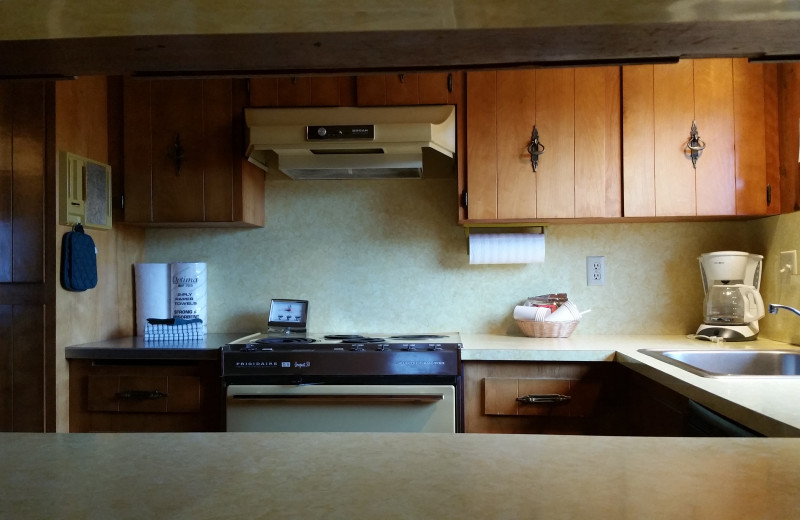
(87, 375, 202, 413)
(484, 377, 602, 417)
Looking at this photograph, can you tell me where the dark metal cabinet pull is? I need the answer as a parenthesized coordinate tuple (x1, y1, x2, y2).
(516, 394, 571, 404)
(117, 390, 168, 400)
(685, 120, 706, 169)
(168, 134, 184, 175)
(527, 125, 545, 172)
(231, 394, 444, 404)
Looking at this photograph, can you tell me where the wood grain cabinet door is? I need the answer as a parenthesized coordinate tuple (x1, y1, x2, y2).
(622, 58, 778, 217)
(0, 81, 54, 432)
(464, 67, 620, 221)
(123, 78, 264, 226)
(249, 76, 356, 107)
(70, 359, 221, 432)
(150, 79, 207, 222)
(357, 72, 458, 106)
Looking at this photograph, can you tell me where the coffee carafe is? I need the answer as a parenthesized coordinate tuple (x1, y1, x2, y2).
(696, 251, 765, 341)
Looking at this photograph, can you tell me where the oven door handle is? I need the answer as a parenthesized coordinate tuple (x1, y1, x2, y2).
(229, 393, 445, 404)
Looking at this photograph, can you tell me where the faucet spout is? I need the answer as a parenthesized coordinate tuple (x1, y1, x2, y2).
(768, 303, 800, 317)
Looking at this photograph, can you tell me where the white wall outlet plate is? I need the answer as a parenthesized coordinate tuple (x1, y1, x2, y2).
(587, 256, 605, 286)
(780, 250, 797, 276)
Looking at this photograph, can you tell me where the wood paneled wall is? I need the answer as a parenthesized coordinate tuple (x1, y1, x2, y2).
(55, 76, 145, 432)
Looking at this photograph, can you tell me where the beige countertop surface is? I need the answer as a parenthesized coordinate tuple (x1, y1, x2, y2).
(460, 334, 800, 437)
(3, 431, 800, 520)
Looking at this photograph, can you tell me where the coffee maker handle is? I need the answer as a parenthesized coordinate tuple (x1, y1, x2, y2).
(744, 288, 766, 322)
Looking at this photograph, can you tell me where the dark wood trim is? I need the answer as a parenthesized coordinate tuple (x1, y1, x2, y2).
(43, 81, 56, 432)
(2, 21, 800, 79)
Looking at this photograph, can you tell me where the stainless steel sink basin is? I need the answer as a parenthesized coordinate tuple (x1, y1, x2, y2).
(638, 349, 800, 378)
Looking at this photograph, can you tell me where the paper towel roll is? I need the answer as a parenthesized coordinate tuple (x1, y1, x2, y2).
(170, 262, 207, 333)
(469, 233, 545, 264)
(134, 263, 170, 336)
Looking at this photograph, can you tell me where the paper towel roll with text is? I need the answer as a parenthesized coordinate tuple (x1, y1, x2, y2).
(134, 263, 170, 336)
(170, 262, 208, 333)
(469, 233, 545, 264)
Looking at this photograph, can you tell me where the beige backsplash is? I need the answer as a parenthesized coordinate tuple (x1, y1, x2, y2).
(144, 178, 798, 342)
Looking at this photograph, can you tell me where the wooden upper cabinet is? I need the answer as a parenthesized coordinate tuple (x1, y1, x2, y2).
(464, 68, 621, 221)
(622, 58, 780, 217)
(356, 72, 459, 106)
(123, 78, 264, 227)
(248, 76, 356, 107)
(248, 73, 460, 108)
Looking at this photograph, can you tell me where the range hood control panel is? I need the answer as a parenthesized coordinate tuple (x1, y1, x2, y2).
(307, 125, 375, 141)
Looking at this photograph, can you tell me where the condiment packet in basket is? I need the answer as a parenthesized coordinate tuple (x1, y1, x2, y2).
(523, 293, 568, 307)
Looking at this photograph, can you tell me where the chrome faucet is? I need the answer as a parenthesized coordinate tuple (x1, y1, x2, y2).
(768, 303, 800, 317)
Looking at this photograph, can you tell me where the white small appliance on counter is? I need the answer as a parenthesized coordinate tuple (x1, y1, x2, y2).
(696, 251, 765, 341)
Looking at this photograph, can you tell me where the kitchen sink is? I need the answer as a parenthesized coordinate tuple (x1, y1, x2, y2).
(638, 349, 800, 378)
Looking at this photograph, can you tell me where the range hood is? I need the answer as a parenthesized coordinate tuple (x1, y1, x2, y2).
(244, 105, 456, 180)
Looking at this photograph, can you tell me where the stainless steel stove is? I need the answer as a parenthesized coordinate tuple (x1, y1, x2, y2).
(221, 332, 462, 433)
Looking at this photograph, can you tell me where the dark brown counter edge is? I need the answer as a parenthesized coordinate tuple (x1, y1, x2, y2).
(64, 333, 248, 361)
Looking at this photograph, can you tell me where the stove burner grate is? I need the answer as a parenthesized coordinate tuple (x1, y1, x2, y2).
(252, 337, 317, 344)
(388, 334, 446, 340)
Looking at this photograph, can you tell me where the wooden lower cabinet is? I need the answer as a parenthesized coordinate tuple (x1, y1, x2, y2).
(69, 359, 222, 432)
(463, 361, 626, 435)
(624, 368, 691, 436)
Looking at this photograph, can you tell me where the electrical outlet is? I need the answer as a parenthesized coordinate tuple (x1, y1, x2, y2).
(780, 250, 797, 276)
(587, 256, 605, 286)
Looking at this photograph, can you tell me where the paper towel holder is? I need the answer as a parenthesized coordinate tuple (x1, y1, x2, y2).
(463, 224, 546, 255)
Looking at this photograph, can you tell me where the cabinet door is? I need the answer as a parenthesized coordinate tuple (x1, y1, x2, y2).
(623, 58, 776, 217)
(249, 76, 356, 107)
(123, 78, 264, 226)
(357, 72, 459, 106)
(465, 68, 620, 221)
(0, 81, 54, 432)
(465, 71, 499, 220)
(70, 359, 221, 432)
(150, 79, 208, 222)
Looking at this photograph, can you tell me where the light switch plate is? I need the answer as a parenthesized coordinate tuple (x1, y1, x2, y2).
(781, 250, 797, 276)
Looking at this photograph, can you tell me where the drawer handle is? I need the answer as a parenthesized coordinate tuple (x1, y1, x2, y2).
(117, 390, 168, 400)
(516, 394, 571, 405)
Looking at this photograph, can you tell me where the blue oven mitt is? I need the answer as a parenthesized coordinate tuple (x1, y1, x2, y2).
(60, 223, 98, 291)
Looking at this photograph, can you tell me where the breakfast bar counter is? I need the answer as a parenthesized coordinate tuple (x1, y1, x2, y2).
(2, 432, 799, 519)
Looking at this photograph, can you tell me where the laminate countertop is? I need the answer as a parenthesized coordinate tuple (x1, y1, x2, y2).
(461, 334, 800, 437)
(2, 432, 799, 519)
(64, 333, 247, 361)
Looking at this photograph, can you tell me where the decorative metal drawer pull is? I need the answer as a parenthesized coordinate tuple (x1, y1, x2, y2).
(685, 120, 706, 169)
(168, 134, 184, 175)
(527, 125, 545, 172)
(516, 393, 572, 404)
(117, 390, 168, 400)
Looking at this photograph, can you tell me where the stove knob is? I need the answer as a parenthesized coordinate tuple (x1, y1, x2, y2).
(404, 345, 417, 351)
(377, 345, 391, 351)
(350, 345, 365, 352)
(429, 345, 443, 351)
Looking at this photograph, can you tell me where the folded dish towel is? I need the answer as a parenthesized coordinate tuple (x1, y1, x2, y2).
(144, 318, 205, 341)
(146, 317, 202, 326)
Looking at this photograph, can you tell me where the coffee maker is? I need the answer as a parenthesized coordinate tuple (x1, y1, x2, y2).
(696, 251, 765, 341)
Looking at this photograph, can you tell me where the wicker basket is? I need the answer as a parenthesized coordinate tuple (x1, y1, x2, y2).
(516, 319, 579, 338)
